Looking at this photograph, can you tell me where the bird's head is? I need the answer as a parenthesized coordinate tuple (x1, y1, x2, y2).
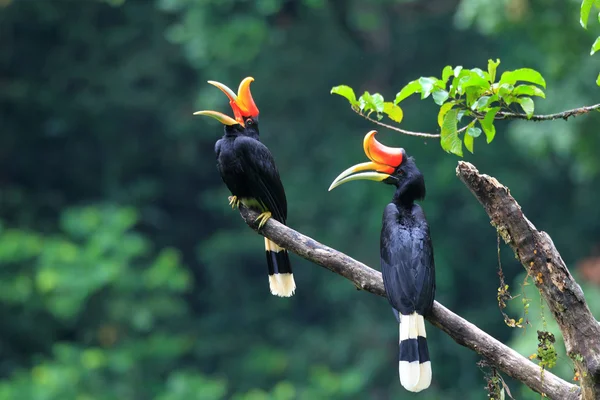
(328, 130, 425, 200)
(194, 77, 260, 136)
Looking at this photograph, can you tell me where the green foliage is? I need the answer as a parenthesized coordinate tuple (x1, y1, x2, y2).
(0, 206, 194, 399)
(580, 0, 600, 84)
(441, 109, 462, 156)
(591, 36, 600, 55)
(332, 59, 546, 156)
(331, 86, 403, 123)
(535, 331, 558, 370)
(330, 85, 357, 107)
(581, 0, 596, 28)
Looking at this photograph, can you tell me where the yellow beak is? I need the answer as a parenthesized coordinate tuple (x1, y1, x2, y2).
(192, 110, 239, 126)
(328, 161, 393, 191)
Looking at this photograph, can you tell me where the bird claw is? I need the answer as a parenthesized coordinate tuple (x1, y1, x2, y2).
(228, 196, 240, 209)
(255, 211, 272, 229)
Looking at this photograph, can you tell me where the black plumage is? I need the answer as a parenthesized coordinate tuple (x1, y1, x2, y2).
(381, 157, 435, 392)
(380, 159, 435, 319)
(214, 118, 295, 297)
(195, 77, 295, 297)
(328, 131, 436, 392)
(215, 120, 286, 223)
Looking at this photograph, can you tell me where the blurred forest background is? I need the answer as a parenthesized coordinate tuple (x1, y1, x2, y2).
(1, 0, 600, 399)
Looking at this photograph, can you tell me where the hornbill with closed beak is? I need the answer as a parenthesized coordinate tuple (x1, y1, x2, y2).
(329, 131, 435, 392)
(194, 77, 295, 297)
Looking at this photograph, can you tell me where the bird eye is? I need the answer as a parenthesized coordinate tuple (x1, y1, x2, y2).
(246, 118, 253, 125)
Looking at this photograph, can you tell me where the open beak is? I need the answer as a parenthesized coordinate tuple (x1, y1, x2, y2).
(328, 130, 405, 191)
(193, 77, 259, 127)
(192, 110, 239, 126)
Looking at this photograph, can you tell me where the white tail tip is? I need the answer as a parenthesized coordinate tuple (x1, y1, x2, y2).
(268, 274, 295, 297)
(399, 361, 420, 391)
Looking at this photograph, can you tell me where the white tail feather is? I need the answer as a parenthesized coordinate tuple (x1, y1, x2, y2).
(276, 273, 296, 297)
(412, 361, 432, 392)
(399, 361, 420, 391)
(417, 314, 427, 338)
(399, 314, 410, 341)
(268, 275, 283, 296)
(400, 313, 418, 339)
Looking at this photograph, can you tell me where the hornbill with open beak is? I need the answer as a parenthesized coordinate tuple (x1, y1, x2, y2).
(194, 77, 295, 297)
(329, 131, 435, 392)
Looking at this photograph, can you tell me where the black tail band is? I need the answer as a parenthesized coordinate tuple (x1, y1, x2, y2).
(399, 337, 430, 363)
(265, 250, 292, 275)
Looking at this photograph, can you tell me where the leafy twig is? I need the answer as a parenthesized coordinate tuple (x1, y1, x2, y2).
(354, 102, 600, 140)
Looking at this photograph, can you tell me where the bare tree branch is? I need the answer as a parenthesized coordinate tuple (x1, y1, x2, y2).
(236, 204, 580, 399)
(457, 161, 600, 400)
(352, 103, 600, 138)
(496, 103, 600, 121)
(351, 107, 442, 138)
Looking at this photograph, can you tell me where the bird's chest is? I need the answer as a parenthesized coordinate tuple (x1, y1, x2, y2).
(218, 148, 244, 175)
(215, 139, 252, 196)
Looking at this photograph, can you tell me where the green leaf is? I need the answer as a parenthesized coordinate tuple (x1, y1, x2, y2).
(488, 59, 501, 83)
(418, 77, 437, 99)
(454, 66, 463, 77)
(502, 95, 517, 106)
(457, 71, 490, 94)
(331, 85, 358, 106)
(471, 68, 491, 82)
(442, 66, 454, 85)
(449, 77, 458, 97)
(597, 72, 600, 86)
(581, 0, 594, 28)
(383, 102, 403, 123)
(498, 83, 514, 99)
(467, 126, 482, 137)
(465, 87, 485, 109)
(517, 97, 535, 118)
(481, 107, 500, 143)
(437, 101, 455, 127)
(359, 92, 384, 113)
(464, 131, 474, 154)
(394, 80, 421, 104)
(512, 84, 545, 98)
(499, 68, 546, 88)
(432, 89, 449, 106)
(370, 93, 385, 112)
(471, 95, 492, 111)
(440, 109, 462, 157)
(591, 37, 600, 55)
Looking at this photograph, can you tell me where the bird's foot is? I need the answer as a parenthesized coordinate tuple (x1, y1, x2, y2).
(228, 195, 240, 209)
(255, 211, 272, 229)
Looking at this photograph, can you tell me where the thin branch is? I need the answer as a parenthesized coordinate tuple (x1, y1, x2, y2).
(353, 103, 600, 138)
(496, 103, 600, 121)
(236, 204, 580, 400)
(352, 107, 441, 138)
(457, 161, 600, 400)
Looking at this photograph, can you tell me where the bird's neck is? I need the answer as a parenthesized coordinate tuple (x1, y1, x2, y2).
(392, 175, 426, 208)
